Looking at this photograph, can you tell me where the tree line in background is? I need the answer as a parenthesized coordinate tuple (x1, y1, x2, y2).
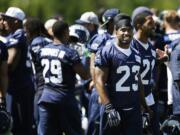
(0, 0, 180, 24)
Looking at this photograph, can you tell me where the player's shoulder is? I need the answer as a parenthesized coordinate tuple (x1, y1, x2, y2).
(131, 46, 139, 54)
(170, 38, 180, 51)
(130, 47, 142, 63)
(130, 38, 139, 48)
(12, 29, 25, 39)
(97, 38, 116, 58)
(0, 36, 8, 44)
(31, 36, 51, 46)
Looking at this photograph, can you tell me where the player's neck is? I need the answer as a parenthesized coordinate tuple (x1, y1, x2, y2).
(135, 30, 148, 44)
(53, 38, 64, 45)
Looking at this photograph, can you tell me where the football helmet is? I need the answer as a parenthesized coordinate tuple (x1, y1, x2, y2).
(160, 115, 180, 135)
(69, 24, 90, 43)
(0, 109, 13, 134)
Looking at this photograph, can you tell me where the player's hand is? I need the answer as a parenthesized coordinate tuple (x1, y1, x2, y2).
(156, 48, 168, 60)
(105, 103, 121, 127)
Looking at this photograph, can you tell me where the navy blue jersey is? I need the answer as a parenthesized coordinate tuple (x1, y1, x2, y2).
(30, 36, 52, 91)
(87, 32, 113, 53)
(131, 38, 156, 96)
(169, 38, 180, 81)
(0, 41, 8, 62)
(39, 43, 81, 92)
(5, 29, 33, 90)
(95, 41, 142, 108)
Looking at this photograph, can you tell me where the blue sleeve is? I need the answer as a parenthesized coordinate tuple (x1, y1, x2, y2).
(94, 46, 110, 67)
(67, 49, 81, 65)
(87, 34, 99, 53)
(87, 34, 107, 53)
(6, 29, 26, 48)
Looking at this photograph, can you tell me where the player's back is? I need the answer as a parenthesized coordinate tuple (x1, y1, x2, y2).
(39, 43, 80, 92)
(30, 36, 52, 91)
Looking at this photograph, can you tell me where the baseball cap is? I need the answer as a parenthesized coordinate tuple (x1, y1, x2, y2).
(3, 7, 25, 21)
(101, 8, 120, 27)
(75, 12, 99, 25)
(131, 6, 153, 25)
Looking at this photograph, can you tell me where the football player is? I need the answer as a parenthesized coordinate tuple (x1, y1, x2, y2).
(94, 13, 144, 135)
(86, 8, 120, 135)
(37, 21, 90, 135)
(161, 10, 180, 117)
(1, 7, 35, 135)
(131, 6, 160, 135)
(24, 17, 52, 128)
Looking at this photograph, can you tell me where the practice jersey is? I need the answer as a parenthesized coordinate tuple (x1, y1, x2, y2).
(131, 38, 156, 96)
(169, 38, 180, 81)
(87, 31, 113, 53)
(30, 36, 52, 91)
(5, 29, 34, 91)
(0, 41, 8, 62)
(38, 43, 81, 92)
(95, 40, 142, 108)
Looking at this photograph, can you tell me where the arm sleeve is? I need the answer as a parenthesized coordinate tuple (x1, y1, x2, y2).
(94, 47, 110, 67)
(68, 49, 81, 65)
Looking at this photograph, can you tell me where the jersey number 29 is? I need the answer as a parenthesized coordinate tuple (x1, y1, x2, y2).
(41, 59, 62, 84)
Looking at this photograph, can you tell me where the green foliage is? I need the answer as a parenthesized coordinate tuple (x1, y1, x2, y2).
(0, 0, 180, 23)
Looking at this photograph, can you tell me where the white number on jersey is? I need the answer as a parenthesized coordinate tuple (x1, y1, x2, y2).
(41, 59, 62, 84)
(116, 65, 140, 92)
(141, 59, 155, 85)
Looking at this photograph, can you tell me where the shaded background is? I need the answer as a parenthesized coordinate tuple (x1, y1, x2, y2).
(1, 0, 180, 23)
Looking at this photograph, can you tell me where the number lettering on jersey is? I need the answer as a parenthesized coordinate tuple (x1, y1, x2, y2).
(116, 65, 140, 92)
(141, 59, 155, 85)
(41, 59, 62, 84)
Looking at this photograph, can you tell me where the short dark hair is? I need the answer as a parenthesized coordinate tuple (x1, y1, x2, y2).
(25, 17, 46, 37)
(132, 13, 149, 30)
(131, 7, 153, 30)
(52, 21, 69, 39)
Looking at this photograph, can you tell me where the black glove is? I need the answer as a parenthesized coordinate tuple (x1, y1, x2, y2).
(105, 103, 121, 127)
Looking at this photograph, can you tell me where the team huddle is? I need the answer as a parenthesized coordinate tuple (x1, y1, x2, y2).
(0, 5, 180, 135)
